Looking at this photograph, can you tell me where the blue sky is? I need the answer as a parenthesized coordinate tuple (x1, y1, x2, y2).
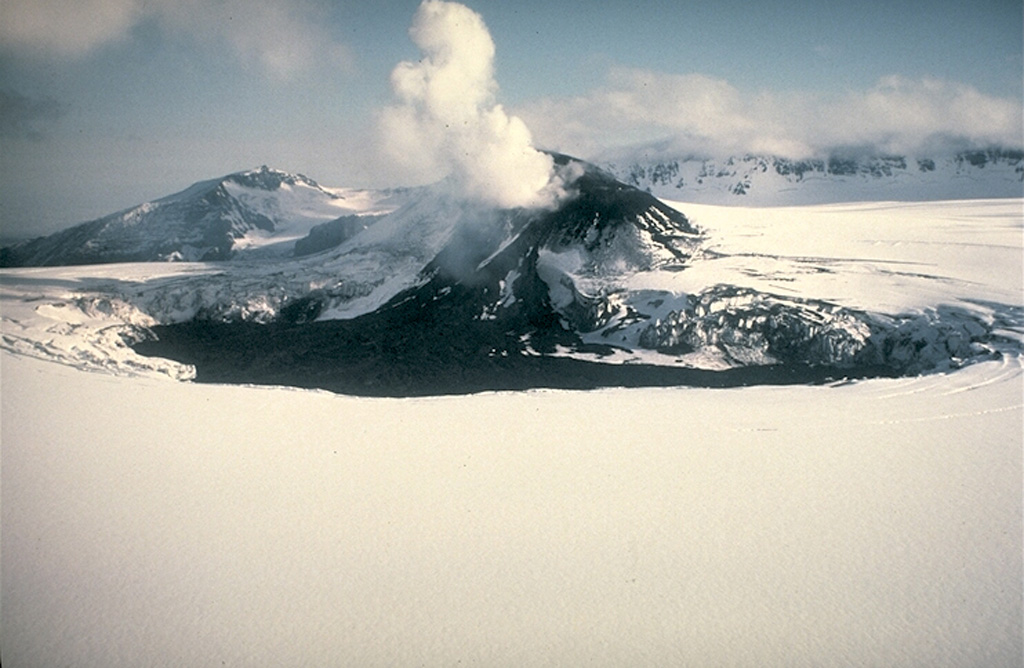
(1, 0, 1021, 236)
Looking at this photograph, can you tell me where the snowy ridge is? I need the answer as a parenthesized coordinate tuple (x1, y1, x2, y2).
(0, 166, 405, 266)
(605, 148, 1024, 205)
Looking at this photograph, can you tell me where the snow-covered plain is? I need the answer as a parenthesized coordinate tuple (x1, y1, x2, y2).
(3, 199, 1022, 666)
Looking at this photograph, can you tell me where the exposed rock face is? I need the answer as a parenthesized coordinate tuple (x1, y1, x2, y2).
(636, 286, 1002, 373)
(293, 214, 386, 257)
(637, 287, 873, 367)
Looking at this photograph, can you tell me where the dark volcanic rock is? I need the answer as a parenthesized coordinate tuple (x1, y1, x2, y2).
(293, 214, 385, 257)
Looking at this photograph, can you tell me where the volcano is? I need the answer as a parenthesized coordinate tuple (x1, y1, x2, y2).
(125, 156, 1016, 396)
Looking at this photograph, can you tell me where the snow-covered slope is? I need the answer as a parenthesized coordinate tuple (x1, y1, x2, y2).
(4, 349, 1020, 666)
(605, 148, 1024, 205)
(0, 166, 402, 266)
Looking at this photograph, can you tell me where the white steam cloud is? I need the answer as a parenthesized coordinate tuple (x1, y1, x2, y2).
(379, 1, 571, 210)
(519, 67, 1024, 160)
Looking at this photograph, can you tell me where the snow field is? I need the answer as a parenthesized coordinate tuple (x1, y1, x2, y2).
(658, 198, 1023, 314)
(2, 351, 1021, 667)
(2, 197, 1022, 665)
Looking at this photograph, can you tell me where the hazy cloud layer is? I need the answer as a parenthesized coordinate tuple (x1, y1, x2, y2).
(0, 0, 351, 78)
(519, 68, 1024, 160)
(0, 0, 141, 57)
(0, 89, 66, 140)
(378, 1, 571, 209)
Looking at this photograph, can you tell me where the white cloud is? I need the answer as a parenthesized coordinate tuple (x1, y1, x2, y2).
(154, 0, 353, 80)
(518, 68, 1024, 159)
(813, 76, 1024, 154)
(377, 1, 572, 210)
(0, 0, 352, 79)
(0, 0, 142, 56)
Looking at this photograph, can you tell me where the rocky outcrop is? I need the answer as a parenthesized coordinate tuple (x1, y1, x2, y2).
(637, 286, 1003, 373)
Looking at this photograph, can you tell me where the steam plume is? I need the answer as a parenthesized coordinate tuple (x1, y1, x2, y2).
(379, 1, 572, 209)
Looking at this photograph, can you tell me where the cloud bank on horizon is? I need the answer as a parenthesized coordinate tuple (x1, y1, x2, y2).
(378, 0, 572, 209)
(519, 68, 1024, 161)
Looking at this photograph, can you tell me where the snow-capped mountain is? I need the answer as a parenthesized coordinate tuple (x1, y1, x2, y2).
(0, 166, 401, 267)
(604, 148, 1024, 205)
(2, 155, 1019, 395)
(118, 155, 1019, 394)
(7, 148, 1020, 269)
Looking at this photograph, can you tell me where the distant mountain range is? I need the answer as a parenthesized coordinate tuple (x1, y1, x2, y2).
(3, 148, 1021, 269)
(603, 147, 1023, 205)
